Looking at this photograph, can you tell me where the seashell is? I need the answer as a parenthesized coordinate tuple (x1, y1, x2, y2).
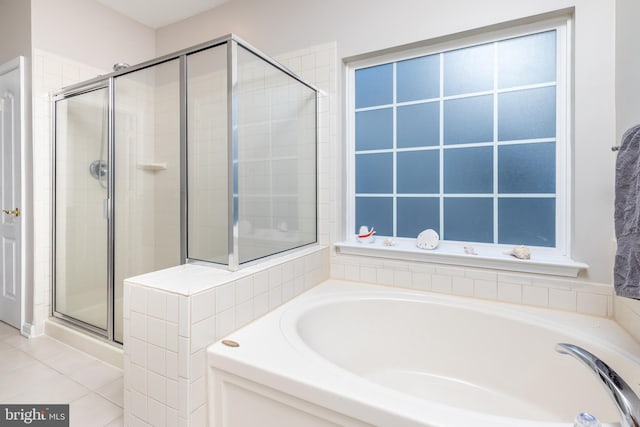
(464, 246, 477, 255)
(509, 245, 531, 260)
(416, 229, 439, 250)
(383, 238, 397, 246)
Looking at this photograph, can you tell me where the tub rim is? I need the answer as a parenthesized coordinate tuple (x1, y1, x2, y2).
(208, 279, 633, 427)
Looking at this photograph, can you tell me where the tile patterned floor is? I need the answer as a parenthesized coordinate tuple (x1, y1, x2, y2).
(0, 321, 123, 426)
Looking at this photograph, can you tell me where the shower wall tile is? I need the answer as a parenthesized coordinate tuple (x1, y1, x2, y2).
(123, 245, 328, 427)
(276, 42, 337, 248)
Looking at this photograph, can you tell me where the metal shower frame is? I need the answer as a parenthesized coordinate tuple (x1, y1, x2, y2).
(50, 34, 320, 342)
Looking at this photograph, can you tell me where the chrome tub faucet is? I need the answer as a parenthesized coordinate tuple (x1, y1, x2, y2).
(556, 343, 640, 427)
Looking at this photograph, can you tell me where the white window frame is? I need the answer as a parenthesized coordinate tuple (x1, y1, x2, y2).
(338, 15, 588, 277)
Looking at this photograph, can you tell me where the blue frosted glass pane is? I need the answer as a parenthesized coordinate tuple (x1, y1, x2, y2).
(498, 87, 556, 141)
(444, 147, 493, 194)
(499, 198, 555, 247)
(499, 31, 556, 88)
(355, 64, 393, 108)
(356, 153, 392, 193)
(397, 150, 439, 194)
(444, 198, 493, 243)
(444, 43, 494, 96)
(356, 108, 393, 150)
(397, 55, 439, 102)
(444, 95, 493, 145)
(355, 197, 393, 236)
(397, 103, 439, 148)
(397, 198, 439, 238)
(498, 142, 556, 193)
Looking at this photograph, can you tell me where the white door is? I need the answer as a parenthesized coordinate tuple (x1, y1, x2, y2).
(0, 58, 23, 329)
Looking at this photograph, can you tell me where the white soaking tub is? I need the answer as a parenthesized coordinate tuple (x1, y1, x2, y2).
(207, 280, 640, 427)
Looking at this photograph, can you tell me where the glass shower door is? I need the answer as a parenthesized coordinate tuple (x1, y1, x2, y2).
(54, 85, 109, 333)
(113, 59, 182, 342)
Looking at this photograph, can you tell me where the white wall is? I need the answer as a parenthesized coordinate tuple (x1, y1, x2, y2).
(0, 0, 31, 64)
(158, 1, 618, 286)
(31, 0, 155, 71)
(614, 0, 640, 341)
(157, 0, 581, 60)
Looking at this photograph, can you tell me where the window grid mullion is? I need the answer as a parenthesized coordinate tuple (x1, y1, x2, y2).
(352, 26, 562, 248)
(392, 62, 398, 238)
(354, 81, 555, 114)
(439, 52, 445, 240)
(493, 41, 499, 245)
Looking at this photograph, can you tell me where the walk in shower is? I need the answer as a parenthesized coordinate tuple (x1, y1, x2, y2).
(52, 35, 318, 343)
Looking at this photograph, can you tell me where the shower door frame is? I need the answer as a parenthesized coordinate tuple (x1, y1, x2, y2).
(51, 34, 320, 343)
(51, 79, 115, 339)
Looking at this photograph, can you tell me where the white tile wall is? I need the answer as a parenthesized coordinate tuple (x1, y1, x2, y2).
(276, 43, 337, 248)
(123, 246, 329, 426)
(331, 255, 614, 317)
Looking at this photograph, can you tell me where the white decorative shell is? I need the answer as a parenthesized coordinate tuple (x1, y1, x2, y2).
(464, 246, 477, 255)
(416, 229, 439, 250)
(383, 238, 397, 246)
(510, 245, 531, 260)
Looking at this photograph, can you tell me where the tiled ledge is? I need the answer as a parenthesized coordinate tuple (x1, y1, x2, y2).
(336, 240, 588, 278)
(123, 246, 329, 427)
(330, 252, 613, 318)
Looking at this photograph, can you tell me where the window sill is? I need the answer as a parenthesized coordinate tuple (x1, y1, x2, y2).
(334, 239, 588, 277)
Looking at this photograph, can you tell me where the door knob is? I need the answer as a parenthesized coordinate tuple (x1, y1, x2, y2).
(2, 208, 20, 217)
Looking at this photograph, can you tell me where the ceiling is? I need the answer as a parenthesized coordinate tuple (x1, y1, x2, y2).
(95, 0, 230, 29)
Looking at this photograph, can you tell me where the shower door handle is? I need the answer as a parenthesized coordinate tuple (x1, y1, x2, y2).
(2, 208, 20, 217)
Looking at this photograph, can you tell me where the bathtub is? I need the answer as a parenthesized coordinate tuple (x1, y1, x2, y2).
(207, 280, 640, 427)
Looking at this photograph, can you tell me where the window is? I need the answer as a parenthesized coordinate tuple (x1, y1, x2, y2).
(348, 22, 569, 255)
